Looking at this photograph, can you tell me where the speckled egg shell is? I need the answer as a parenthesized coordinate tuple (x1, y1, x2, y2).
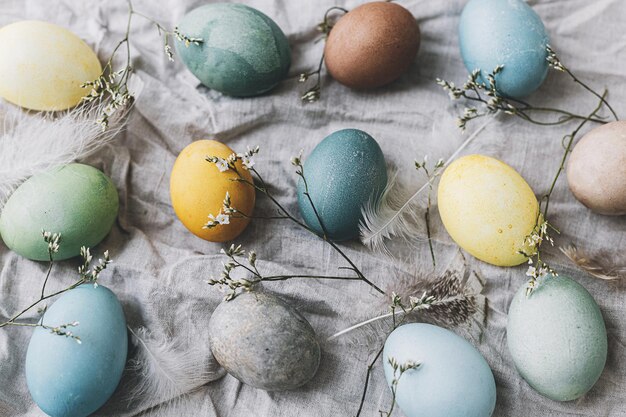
(170, 140, 255, 242)
(0, 20, 102, 111)
(297, 128, 387, 241)
(437, 154, 539, 267)
(324, 2, 420, 89)
(0, 164, 119, 261)
(507, 275, 607, 401)
(459, 0, 549, 99)
(208, 291, 321, 391)
(383, 323, 496, 417)
(567, 121, 626, 215)
(25, 284, 127, 417)
(175, 3, 291, 97)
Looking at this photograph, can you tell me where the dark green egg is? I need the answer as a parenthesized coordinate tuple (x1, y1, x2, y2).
(175, 3, 291, 97)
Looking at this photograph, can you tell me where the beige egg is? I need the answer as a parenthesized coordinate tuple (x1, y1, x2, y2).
(0, 20, 102, 111)
(567, 121, 626, 215)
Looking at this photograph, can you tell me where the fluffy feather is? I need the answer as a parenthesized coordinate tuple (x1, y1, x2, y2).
(126, 327, 225, 408)
(359, 118, 493, 253)
(0, 78, 142, 206)
(560, 245, 626, 281)
(328, 263, 486, 345)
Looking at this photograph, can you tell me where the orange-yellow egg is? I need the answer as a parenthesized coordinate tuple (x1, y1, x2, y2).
(170, 140, 255, 242)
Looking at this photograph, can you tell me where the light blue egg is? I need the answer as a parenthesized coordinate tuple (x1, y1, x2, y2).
(459, 0, 549, 99)
(25, 284, 127, 417)
(176, 3, 291, 97)
(383, 323, 496, 417)
(507, 275, 607, 401)
(297, 129, 387, 241)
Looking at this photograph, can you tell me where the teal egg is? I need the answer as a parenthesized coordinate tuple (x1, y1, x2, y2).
(459, 0, 549, 99)
(297, 129, 387, 241)
(25, 284, 128, 417)
(507, 275, 607, 401)
(383, 323, 496, 417)
(0, 163, 119, 261)
(176, 3, 291, 97)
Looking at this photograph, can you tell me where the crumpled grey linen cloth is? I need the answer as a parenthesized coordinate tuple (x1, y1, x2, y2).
(1, 0, 626, 416)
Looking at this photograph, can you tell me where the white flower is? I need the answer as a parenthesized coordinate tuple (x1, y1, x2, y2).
(215, 213, 230, 225)
(216, 159, 229, 172)
(526, 266, 537, 278)
(241, 156, 255, 170)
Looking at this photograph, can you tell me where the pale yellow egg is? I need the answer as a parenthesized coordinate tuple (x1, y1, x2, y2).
(0, 20, 102, 111)
(437, 154, 539, 267)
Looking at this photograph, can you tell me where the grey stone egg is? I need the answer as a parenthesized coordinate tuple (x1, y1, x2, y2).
(208, 291, 321, 391)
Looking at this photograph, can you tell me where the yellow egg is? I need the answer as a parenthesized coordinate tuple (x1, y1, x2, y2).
(437, 154, 539, 266)
(170, 140, 255, 242)
(0, 21, 102, 111)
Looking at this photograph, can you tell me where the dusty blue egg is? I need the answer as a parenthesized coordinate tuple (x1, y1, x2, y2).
(176, 3, 291, 97)
(383, 323, 496, 417)
(459, 0, 549, 99)
(507, 275, 607, 401)
(297, 129, 387, 241)
(25, 284, 127, 417)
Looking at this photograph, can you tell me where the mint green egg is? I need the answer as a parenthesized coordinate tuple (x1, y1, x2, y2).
(507, 275, 607, 401)
(175, 3, 291, 97)
(0, 164, 119, 261)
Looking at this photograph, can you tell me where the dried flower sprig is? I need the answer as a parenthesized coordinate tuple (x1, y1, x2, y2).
(0, 231, 112, 343)
(380, 357, 421, 417)
(519, 91, 607, 296)
(207, 244, 363, 301)
(436, 45, 614, 132)
(298, 6, 348, 103)
(415, 156, 445, 266)
(81, 0, 202, 130)
(204, 146, 384, 295)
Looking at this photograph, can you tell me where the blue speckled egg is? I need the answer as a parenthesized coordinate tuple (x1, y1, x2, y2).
(459, 0, 549, 99)
(25, 284, 127, 417)
(297, 129, 387, 241)
(176, 3, 291, 97)
(507, 275, 607, 401)
(383, 323, 496, 417)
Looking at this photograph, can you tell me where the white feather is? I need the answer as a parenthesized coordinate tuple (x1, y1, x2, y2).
(359, 118, 493, 253)
(0, 77, 143, 206)
(126, 327, 225, 408)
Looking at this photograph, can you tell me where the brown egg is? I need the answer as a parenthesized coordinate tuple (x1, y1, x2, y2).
(567, 121, 626, 215)
(324, 2, 420, 90)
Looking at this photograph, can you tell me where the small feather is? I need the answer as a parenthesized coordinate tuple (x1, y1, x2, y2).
(328, 261, 486, 345)
(125, 327, 225, 408)
(359, 118, 493, 253)
(0, 77, 143, 206)
(560, 245, 626, 281)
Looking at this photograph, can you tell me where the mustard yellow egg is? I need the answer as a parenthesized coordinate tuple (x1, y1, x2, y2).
(437, 154, 539, 266)
(0, 20, 102, 111)
(170, 140, 255, 242)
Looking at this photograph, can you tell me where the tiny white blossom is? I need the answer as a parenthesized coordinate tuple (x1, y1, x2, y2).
(216, 159, 229, 172)
(215, 213, 230, 225)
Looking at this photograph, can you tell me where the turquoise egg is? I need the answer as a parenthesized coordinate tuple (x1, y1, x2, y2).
(383, 323, 496, 417)
(176, 3, 291, 97)
(25, 284, 128, 417)
(297, 129, 387, 241)
(507, 275, 607, 401)
(459, 0, 549, 99)
(0, 164, 119, 261)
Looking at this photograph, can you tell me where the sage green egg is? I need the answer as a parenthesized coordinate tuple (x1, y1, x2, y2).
(175, 3, 291, 97)
(0, 164, 118, 261)
(507, 275, 607, 401)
